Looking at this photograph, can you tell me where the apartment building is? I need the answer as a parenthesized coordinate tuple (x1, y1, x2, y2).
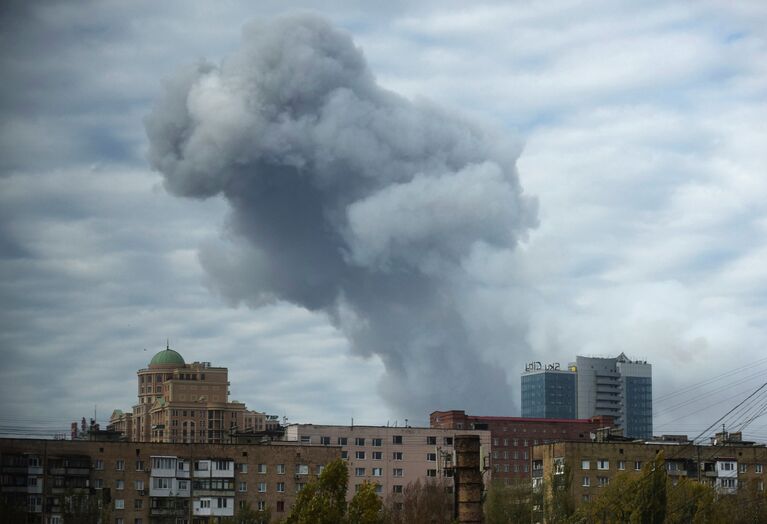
(531, 436, 767, 516)
(430, 410, 613, 483)
(0, 437, 339, 523)
(284, 424, 491, 503)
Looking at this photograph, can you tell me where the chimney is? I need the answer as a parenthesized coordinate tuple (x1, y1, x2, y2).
(454, 434, 483, 524)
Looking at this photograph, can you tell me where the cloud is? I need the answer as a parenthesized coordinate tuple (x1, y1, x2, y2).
(145, 13, 538, 418)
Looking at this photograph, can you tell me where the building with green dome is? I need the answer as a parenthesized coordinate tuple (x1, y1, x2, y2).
(110, 343, 257, 444)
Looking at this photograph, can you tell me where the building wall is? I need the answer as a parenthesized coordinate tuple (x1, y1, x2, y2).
(0, 438, 339, 523)
(430, 411, 609, 483)
(284, 424, 491, 502)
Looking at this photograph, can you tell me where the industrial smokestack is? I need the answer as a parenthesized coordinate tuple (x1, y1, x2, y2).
(146, 13, 537, 417)
(454, 434, 484, 523)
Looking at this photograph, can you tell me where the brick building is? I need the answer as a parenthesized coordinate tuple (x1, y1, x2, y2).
(0, 437, 339, 523)
(430, 410, 613, 483)
(284, 424, 491, 503)
(532, 435, 767, 520)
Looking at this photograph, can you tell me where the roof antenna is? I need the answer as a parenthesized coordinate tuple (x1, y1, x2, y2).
(166, 339, 170, 351)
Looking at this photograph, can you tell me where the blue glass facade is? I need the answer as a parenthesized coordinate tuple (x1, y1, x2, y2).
(624, 376, 653, 439)
(521, 371, 576, 419)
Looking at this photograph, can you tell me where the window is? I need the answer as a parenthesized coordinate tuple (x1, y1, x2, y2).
(444, 437, 453, 445)
(277, 464, 285, 474)
(426, 453, 437, 461)
(296, 464, 309, 475)
(393, 484, 403, 493)
(427, 469, 437, 477)
(94, 479, 103, 489)
(373, 451, 383, 460)
(721, 478, 736, 488)
(392, 452, 403, 460)
(277, 482, 285, 493)
(134, 499, 143, 509)
(740, 463, 748, 473)
(320, 436, 331, 445)
(375, 484, 383, 494)
(393, 468, 403, 477)
(757, 464, 764, 474)
(258, 482, 266, 493)
(338, 437, 348, 445)
(217, 498, 228, 508)
(341, 451, 348, 459)
(116, 459, 125, 471)
(134, 480, 144, 490)
(257, 463, 267, 474)
(355, 437, 366, 446)
(178, 480, 188, 490)
(239, 482, 247, 492)
(372, 468, 383, 477)
(581, 460, 590, 470)
(618, 461, 625, 470)
(195, 461, 209, 471)
(393, 435, 403, 444)
(634, 461, 642, 471)
(493, 438, 499, 446)
(372, 438, 382, 447)
(200, 500, 211, 508)
(95, 459, 104, 470)
(152, 478, 170, 490)
(597, 459, 609, 470)
(598, 477, 609, 487)
(116, 480, 124, 490)
(427, 436, 437, 445)
(135, 460, 144, 471)
(277, 501, 285, 512)
(355, 468, 365, 477)
(115, 499, 125, 509)
(721, 462, 734, 471)
(296, 483, 305, 492)
(582, 476, 590, 487)
(356, 451, 366, 460)
(237, 463, 248, 473)
(300, 436, 311, 444)
(258, 500, 266, 511)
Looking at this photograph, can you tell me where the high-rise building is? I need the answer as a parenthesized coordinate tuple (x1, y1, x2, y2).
(575, 353, 652, 439)
(111, 344, 256, 443)
(521, 363, 577, 419)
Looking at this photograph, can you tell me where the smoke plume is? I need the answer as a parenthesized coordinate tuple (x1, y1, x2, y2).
(146, 13, 537, 417)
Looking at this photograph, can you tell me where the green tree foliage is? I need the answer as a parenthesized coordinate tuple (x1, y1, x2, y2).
(574, 472, 636, 523)
(61, 488, 111, 524)
(665, 477, 721, 524)
(285, 459, 348, 524)
(347, 481, 385, 524)
(484, 479, 534, 524)
(548, 462, 575, 523)
(630, 451, 666, 524)
(387, 478, 454, 524)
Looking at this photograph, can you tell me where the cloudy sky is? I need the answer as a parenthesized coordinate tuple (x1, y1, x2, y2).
(2, 0, 767, 440)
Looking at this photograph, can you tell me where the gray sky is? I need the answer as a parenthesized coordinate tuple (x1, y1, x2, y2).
(2, 0, 767, 439)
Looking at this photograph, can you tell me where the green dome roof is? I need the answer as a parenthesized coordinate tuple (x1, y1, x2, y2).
(149, 347, 185, 367)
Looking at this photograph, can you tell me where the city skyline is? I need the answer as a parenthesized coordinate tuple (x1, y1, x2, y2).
(2, 1, 767, 439)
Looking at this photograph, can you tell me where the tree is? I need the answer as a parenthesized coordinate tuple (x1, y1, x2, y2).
(547, 462, 575, 523)
(387, 478, 453, 524)
(347, 481, 385, 524)
(285, 459, 348, 524)
(61, 488, 112, 524)
(665, 477, 721, 524)
(630, 451, 666, 524)
(484, 479, 534, 524)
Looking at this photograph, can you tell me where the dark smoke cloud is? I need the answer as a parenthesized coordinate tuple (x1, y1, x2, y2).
(146, 13, 537, 417)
